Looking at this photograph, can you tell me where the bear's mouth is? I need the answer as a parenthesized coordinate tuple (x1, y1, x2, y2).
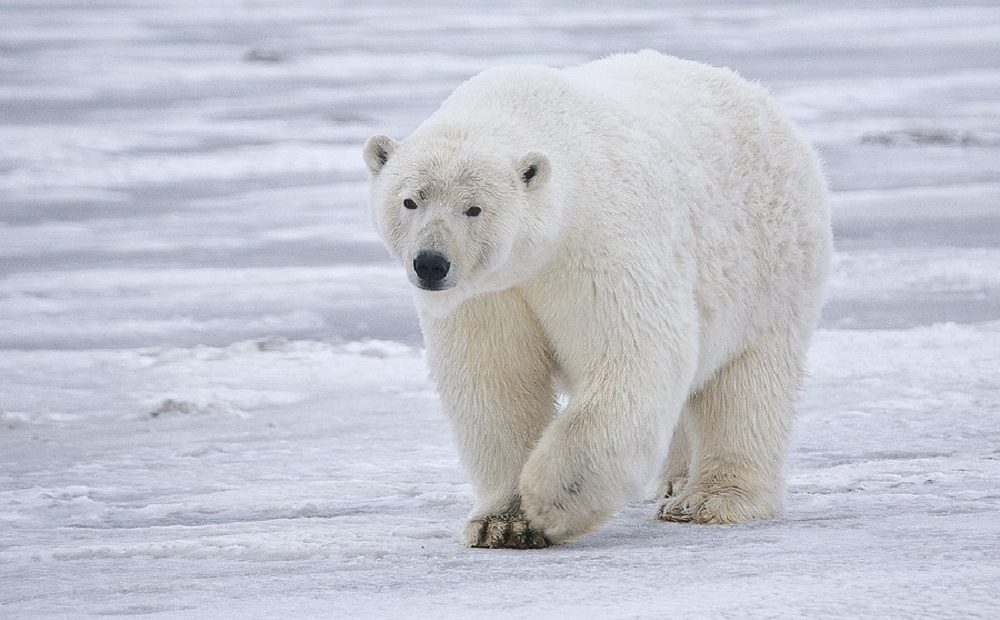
(415, 279, 454, 292)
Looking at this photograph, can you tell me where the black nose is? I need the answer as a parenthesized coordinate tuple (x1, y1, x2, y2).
(413, 251, 450, 282)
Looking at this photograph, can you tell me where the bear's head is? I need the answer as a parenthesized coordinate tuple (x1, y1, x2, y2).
(363, 130, 561, 312)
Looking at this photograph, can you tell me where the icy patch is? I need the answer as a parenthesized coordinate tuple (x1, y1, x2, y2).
(831, 247, 1000, 296)
(147, 398, 243, 419)
(860, 128, 1000, 147)
(341, 339, 412, 358)
(243, 48, 286, 64)
(0, 410, 81, 428)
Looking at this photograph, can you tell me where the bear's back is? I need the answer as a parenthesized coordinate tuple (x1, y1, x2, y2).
(565, 51, 774, 128)
(423, 52, 776, 153)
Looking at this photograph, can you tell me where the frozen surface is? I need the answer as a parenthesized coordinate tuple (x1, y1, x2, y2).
(2, 1, 999, 618)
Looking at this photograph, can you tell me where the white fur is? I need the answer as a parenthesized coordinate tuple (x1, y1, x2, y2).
(364, 51, 832, 547)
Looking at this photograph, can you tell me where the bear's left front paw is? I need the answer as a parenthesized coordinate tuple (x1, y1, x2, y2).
(519, 456, 610, 544)
(462, 512, 550, 549)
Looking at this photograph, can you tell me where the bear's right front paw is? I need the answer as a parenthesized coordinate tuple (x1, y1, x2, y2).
(656, 480, 778, 524)
(462, 512, 551, 549)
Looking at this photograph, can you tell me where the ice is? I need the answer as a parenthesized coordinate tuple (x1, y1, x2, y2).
(2, 1, 999, 618)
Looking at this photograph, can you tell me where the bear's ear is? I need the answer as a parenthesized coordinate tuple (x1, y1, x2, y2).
(516, 151, 550, 190)
(363, 134, 399, 175)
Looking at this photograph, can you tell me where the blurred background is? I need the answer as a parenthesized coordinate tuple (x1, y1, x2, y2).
(2, 0, 998, 351)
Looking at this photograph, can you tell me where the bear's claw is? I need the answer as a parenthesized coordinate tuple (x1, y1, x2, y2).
(463, 512, 550, 549)
(656, 499, 696, 522)
(656, 483, 778, 524)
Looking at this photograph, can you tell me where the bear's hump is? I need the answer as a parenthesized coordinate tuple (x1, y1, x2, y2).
(440, 64, 573, 114)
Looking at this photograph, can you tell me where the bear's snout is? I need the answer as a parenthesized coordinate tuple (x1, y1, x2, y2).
(413, 251, 451, 289)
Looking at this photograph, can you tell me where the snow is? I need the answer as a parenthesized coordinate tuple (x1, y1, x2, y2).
(2, 1, 999, 618)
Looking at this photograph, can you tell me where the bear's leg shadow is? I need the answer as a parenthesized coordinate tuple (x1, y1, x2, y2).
(658, 329, 805, 524)
(421, 291, 557, 548)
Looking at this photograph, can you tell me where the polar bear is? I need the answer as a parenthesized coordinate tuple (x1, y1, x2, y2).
(363, 51, 831, 548)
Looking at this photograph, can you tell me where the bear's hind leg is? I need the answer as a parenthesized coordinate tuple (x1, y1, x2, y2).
(652, 409, 691, 500)
(658, 331, 804, 524)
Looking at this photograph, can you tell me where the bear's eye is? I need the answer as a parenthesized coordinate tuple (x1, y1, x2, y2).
(403, 198, 418, 210)
(464, 206, 482, 217)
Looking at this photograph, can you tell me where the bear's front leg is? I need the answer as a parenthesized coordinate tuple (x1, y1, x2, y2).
(419, 292, 556, 548)
(518, 357, 694, 544)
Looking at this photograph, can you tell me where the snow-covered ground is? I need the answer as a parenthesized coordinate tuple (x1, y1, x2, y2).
(2, 1, 999, 618)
